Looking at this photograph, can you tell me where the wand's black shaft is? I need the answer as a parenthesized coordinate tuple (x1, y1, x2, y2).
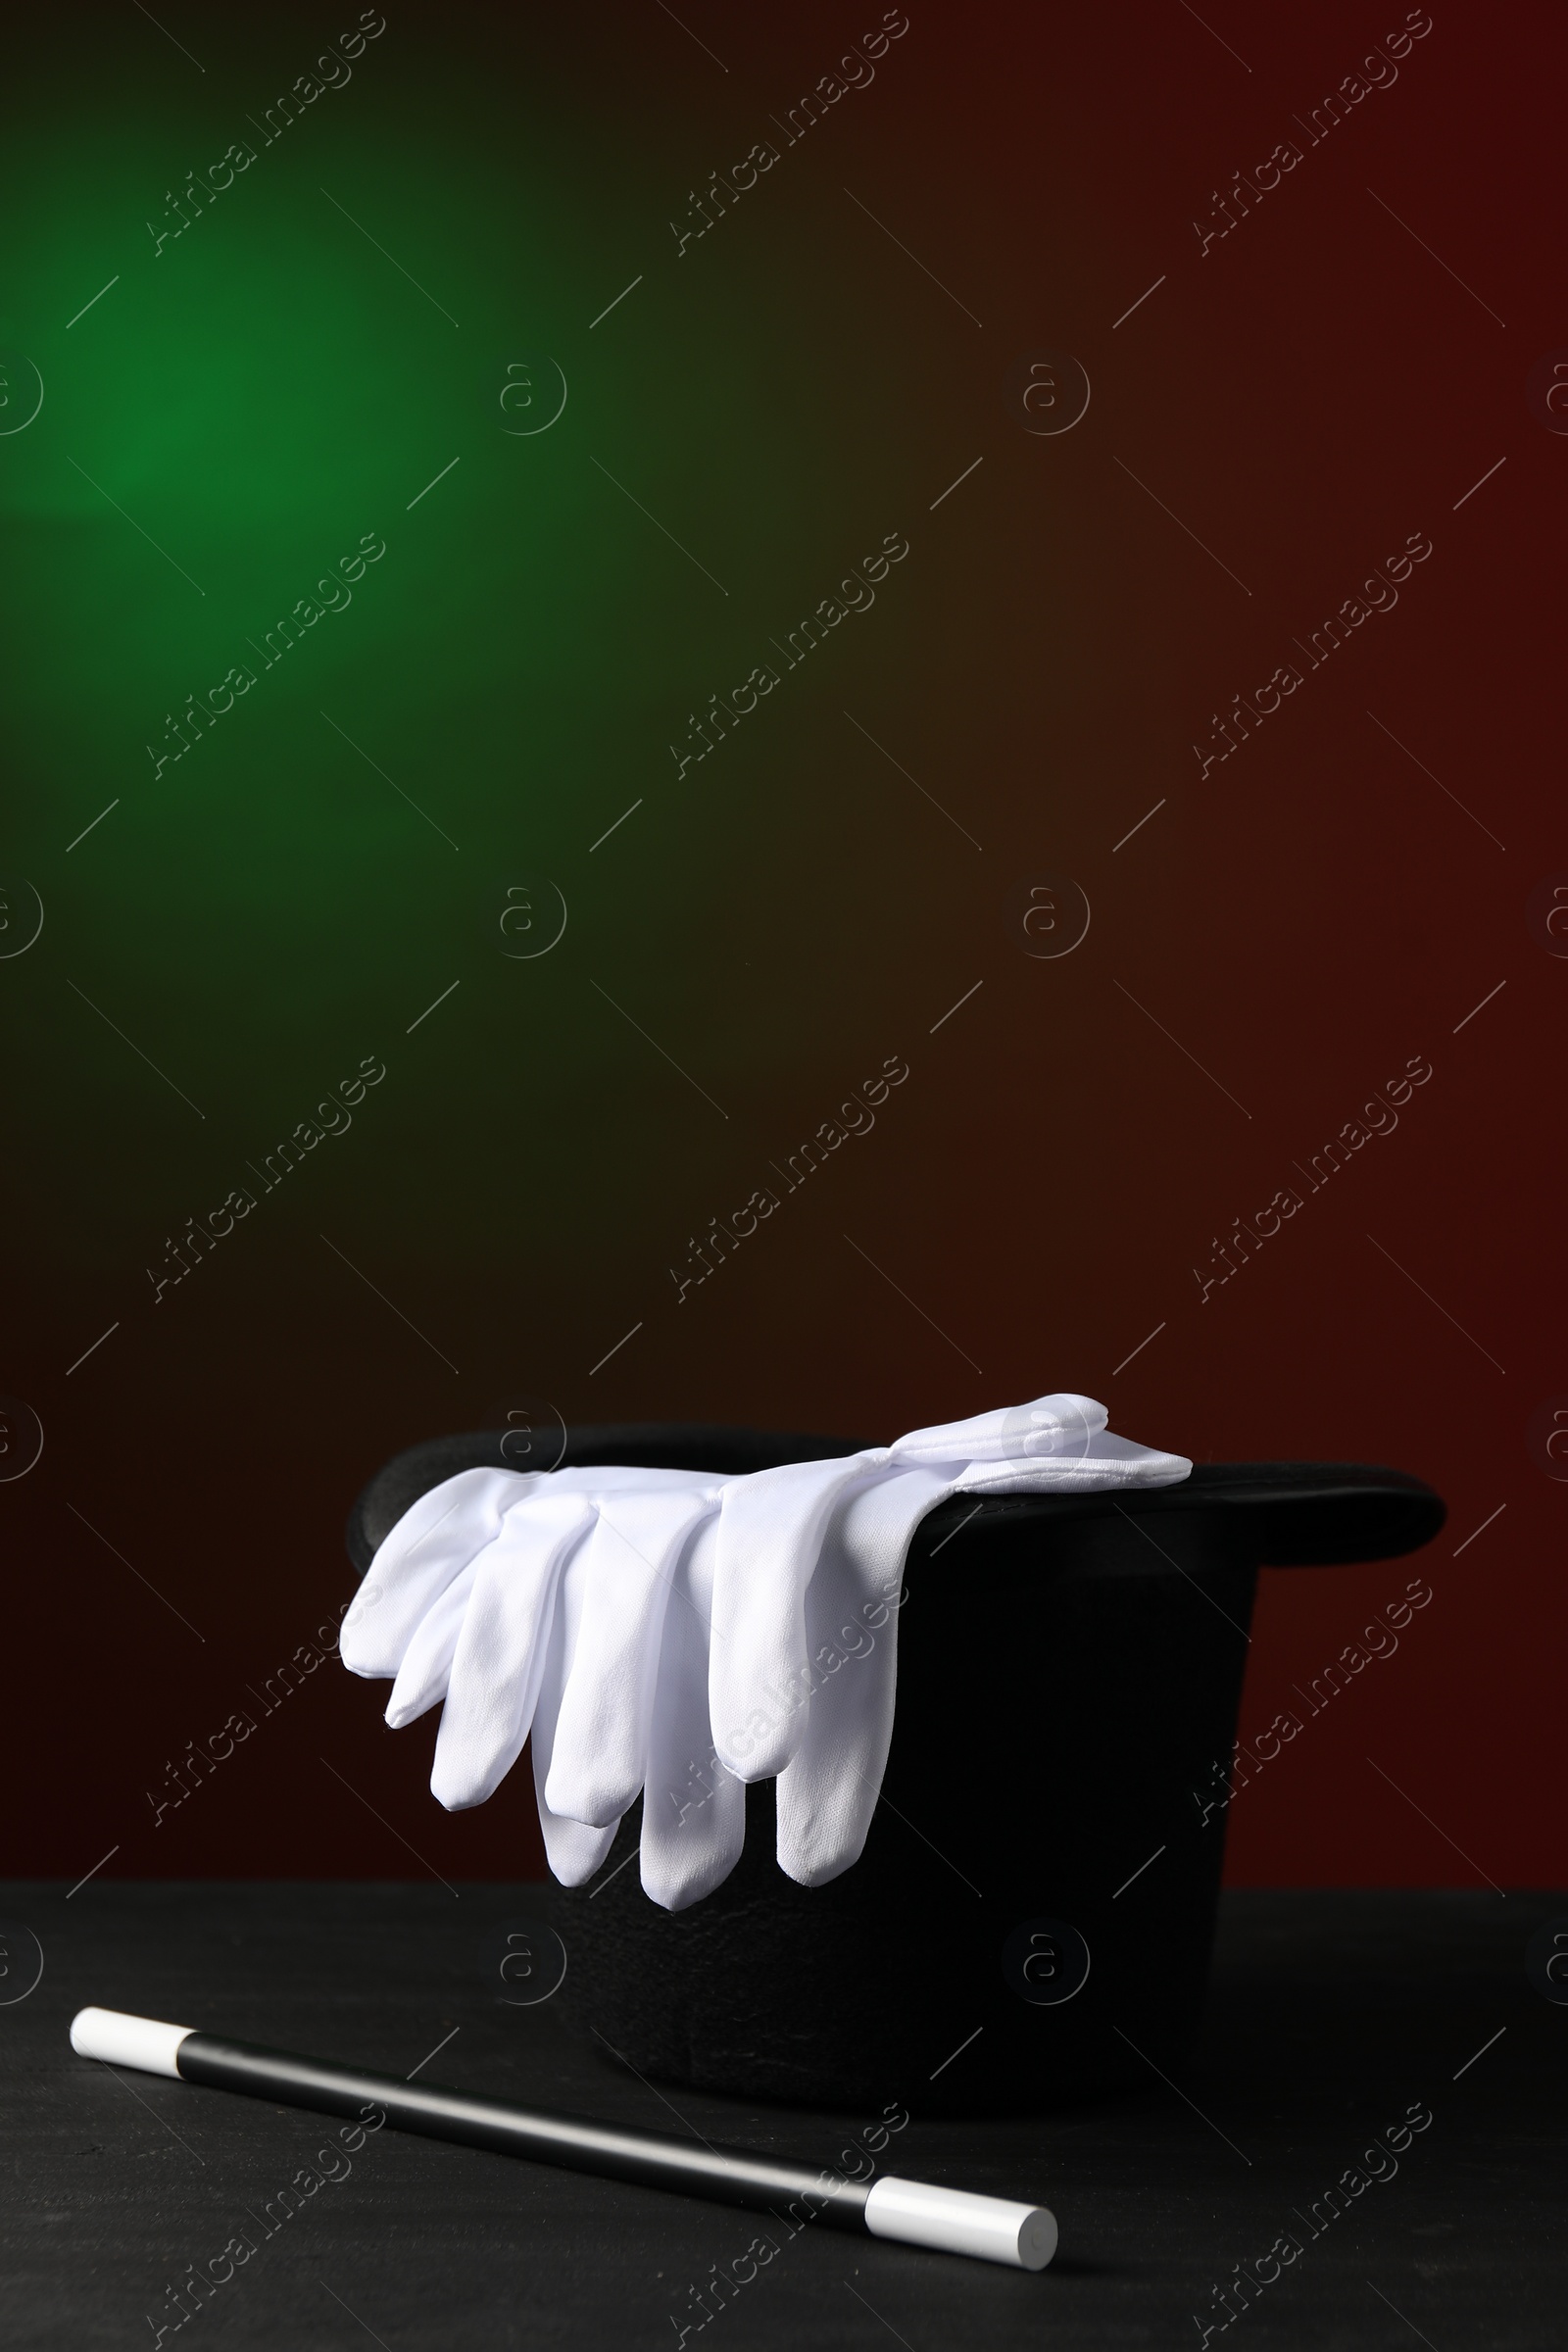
(187, 2029, 866, 2223)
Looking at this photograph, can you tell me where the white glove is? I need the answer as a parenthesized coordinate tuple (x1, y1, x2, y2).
(339, 1395, 1189, 1910)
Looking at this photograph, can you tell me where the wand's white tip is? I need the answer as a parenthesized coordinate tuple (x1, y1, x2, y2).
(864, 2176, 1057, 2270)
(70, 2006, 195, 2078)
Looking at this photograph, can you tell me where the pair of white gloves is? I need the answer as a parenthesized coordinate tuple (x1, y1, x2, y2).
(340, 1396, 1190, 1910)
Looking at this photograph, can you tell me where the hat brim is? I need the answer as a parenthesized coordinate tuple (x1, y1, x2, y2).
(345, 1426, 1445, 1576)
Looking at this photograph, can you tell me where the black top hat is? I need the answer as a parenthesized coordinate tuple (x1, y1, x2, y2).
(345, 1426, 1445, 2114)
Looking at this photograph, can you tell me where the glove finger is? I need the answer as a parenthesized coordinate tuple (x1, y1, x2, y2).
(530, 1568, 619, 1886)
(953, 1428, 1192, 1494)
(639, 1514, 746, 1912)
(1078, 1426, 1192, 1481)
(430, 1491, 595, 1810)
(545, 1489, 718, 1829)
(540, 1808, 618, 1886)
(341, 1468, 533, 1677)
(888, 1393, 1107, 1465)
(774, 1467, 950, 1887)
(709, 1452, 886, 1782)
(385, 1560, 478, 1728)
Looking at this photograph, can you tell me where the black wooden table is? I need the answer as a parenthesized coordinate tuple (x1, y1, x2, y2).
(2, 1884, 1563, 2348)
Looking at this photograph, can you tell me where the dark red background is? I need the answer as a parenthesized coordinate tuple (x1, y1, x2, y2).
(5, 0, 1562, 1890)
